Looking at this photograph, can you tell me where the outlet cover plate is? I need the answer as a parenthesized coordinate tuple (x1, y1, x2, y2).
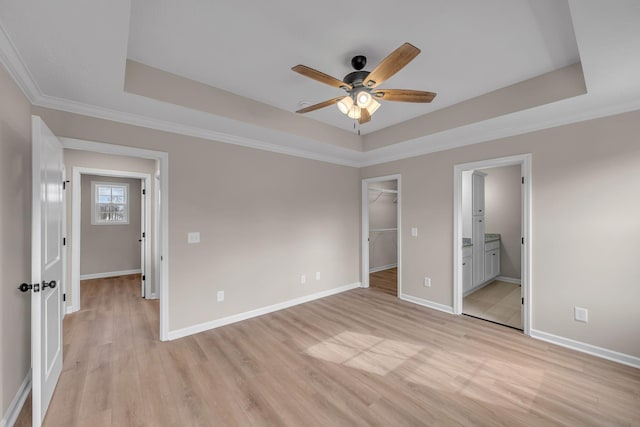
(574, 306, 588, 322)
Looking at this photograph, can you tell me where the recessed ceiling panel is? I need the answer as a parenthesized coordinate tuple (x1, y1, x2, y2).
(127, 0, 580, 134)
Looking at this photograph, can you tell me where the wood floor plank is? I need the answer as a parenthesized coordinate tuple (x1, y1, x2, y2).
(13, 274, 640, 426)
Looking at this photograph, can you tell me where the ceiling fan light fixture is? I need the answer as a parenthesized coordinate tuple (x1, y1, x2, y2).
(347, 105, 362, 120)
(356, 90, 373, 108)
(337, 96, 353, 114)
(367, 98, 381, 115)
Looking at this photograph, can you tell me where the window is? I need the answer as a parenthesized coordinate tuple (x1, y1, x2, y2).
(92, 181, 129, 224)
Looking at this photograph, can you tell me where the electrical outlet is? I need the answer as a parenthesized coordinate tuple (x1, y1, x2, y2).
(411, 227, 418, 237)
(424, 277, 431, 287)
(217, 290, 224, 302)
(301, 275, 306, 284)
(574, 306, 588, 322)
(315, 272, 321, 281)
(187, 232, 200, 244)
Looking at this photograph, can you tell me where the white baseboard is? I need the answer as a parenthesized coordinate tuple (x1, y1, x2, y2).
(496, 276, 521, 285)
(65, 304, 77, 315)
(399, 293, 454, 315)
(0, 370, 31, 427)
(80, 269, 142, 280)
(369, 263, 397, 273)
(530, 329, 640, 369)
(168, 282, 361, 341)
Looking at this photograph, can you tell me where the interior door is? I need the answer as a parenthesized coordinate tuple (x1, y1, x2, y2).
(140, 179, 146, 297)
(31, 116, 64, 427)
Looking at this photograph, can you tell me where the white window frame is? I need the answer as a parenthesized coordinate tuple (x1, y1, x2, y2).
(91, 181, 130, 225)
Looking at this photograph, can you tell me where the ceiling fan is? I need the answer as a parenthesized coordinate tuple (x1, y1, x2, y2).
(292, 42, 437, 125)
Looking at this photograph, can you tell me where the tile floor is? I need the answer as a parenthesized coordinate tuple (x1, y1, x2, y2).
(463, 280, 522, 330)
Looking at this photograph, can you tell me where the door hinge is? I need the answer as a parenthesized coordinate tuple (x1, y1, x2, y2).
(521, 177, 524, 184)
(142, 275, 146, 281)
(62, 180, 70, 190)
(63, 293, 66, 302)
(63, 237, 66, 246)
(142, 232, 146, 238)
(522, 237, 524, 244)
(521, 297, 524, 305)
(142, 189, 146, 195)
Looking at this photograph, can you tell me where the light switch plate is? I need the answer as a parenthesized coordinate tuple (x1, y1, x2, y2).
(411, 228, 418, 237)
(574, 306, 588, 322)
(217, 290, 224, 302)
(187, 232, 200, 244)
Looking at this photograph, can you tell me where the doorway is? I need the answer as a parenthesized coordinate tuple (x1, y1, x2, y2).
(362, 175, 401, 296)
(77, 172, 149, 297)
(453, 154, 531, 334)
(62, 137, 170, 341)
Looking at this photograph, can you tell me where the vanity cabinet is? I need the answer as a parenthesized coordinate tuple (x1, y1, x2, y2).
(462, 246, 473, 293)
(484, 244, 501, 282)
(472, 216, 485, 286)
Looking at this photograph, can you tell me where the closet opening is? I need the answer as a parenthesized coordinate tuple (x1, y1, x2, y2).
(361, 175, 401, 297)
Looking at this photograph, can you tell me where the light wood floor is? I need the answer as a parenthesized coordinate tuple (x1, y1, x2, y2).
(16, 275, 640, 426)
(369, 267, 397, 296)
(464, 280, 523, 330)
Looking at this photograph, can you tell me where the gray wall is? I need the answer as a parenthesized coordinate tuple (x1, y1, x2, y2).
(80, 175, 142, 276)
(484, 165, 522, 280)
(0, 63, 31, 422)
(33, 106, 361, 332)
(362, 109, 640, 358)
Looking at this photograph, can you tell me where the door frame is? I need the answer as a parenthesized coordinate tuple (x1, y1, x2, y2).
(61, 137, 170, 342)
(361, 174, 402, 295)
(453, 154, 532, 335)
(71, 167, 151, 302)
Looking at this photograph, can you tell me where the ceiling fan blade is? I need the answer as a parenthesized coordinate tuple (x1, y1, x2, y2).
(296, 97, 344, 114)
(363, 43, 421, 89)
(292, 65, 352, 90)
(359, 108, 371, 124)
(374, 89, 437, 103)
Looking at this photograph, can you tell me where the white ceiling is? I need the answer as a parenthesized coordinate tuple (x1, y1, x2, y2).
(126, 0, 579, 134)
(0, 0, 639, 165)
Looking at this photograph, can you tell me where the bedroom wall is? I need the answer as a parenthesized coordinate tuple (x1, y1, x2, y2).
(361, 109, 640, 358)
(33, 106, 361, 333)
(0, 63, 31, 424)
(80, 174, 142, 276)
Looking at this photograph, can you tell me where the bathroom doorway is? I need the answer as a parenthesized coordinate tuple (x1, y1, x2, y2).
(453, 155, 531, 334)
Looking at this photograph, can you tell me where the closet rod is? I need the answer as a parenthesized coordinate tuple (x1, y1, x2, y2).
(368, 187, 398, 194)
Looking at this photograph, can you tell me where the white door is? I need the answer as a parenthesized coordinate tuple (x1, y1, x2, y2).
(140, 179, 146, 297)
(31, 116, 64, 427)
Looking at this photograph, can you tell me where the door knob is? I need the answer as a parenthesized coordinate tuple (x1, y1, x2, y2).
(18, 283, 33, 292)
(42, 280, 56, 289)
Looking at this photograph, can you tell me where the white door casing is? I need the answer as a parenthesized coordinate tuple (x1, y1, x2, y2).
(31, 116, 64, 427)
(141, 179, 146, 297)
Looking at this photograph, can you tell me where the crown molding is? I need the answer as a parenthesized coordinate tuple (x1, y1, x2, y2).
(34, 93, 362, 167)
(0, 20, 40, 103)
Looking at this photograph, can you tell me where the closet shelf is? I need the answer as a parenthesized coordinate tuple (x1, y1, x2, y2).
(368, 187, 398, 194)
(370, 228, 398, 232)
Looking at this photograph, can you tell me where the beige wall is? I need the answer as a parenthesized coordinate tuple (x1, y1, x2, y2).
(484, 165, 522, 279)
(63, 149, 157, 305)
(0, 66, 31, 420)
(80, 175, 142, 276)
(361, 109, 640, 358)
(368, 180, 397, 270)
(34, 106, 361, 332)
